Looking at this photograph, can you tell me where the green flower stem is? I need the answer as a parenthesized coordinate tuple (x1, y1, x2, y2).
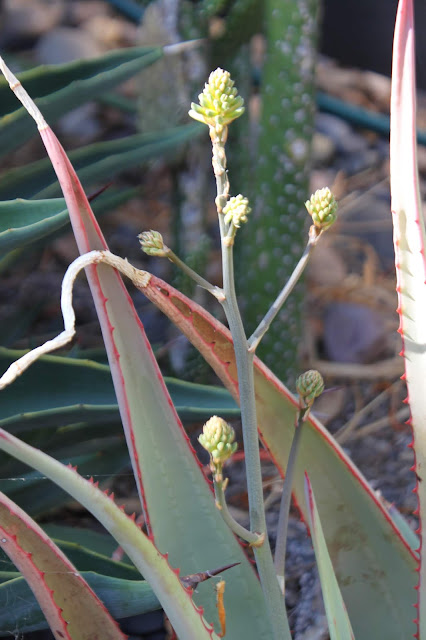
(213, 477, 261, 545)
(220, 237, 290, 640)
(248, 229, 320, 353)
(210, 129, 230, 238)
(274, 407, 309, 594)
(208, 119, 290, 638)
(166, 249, 224, 300)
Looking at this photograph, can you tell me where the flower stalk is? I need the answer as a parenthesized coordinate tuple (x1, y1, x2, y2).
(274, 370, 324, 594)
(190, 69, 290, 639)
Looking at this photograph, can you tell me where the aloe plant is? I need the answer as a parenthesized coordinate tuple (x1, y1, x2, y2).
(0, 0, 423, 636)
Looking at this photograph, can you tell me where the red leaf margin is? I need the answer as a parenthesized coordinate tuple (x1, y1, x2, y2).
(0, 490, 126, 640)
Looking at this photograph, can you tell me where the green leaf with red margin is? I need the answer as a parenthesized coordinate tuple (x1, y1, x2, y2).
(134, 273, 417, 639)
(390, 0, 425, 634)
(304, 473, 355, 640)
(0, 46, 162, 157)
(0, 59, 273, 639)
(0, 572, 160, 636)
(0, 489, 126, 640)
(0, 432, 219, 640)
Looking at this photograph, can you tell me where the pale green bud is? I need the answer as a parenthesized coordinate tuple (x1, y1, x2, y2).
(223, 195, 251, 228)
(199, 416, 238, 464)
(296, 370, 324, 407)
(305, 187, 337, 230)
(138, 230, 167, 257)
(188, 68, 244, 128)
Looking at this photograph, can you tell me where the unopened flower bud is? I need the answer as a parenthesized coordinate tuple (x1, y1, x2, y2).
(138, 230, 167, 257)
(305, 187, 337, 231)
(199, 416, 237, 464)
(296, 370, 324, 407)
(188, 68, 244, 128)
(223, 195, 251, 228)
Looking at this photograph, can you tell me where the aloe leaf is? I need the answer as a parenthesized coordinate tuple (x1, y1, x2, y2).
(0, 47, 162, 156)
(304, 473, 355, 640)
(0, 198, 67, 252)
(136, 274, 418, 639)
(0, 572, 160, 637)
(1, 448, 129, 516)
(0, 430, 219, 640)
(0, 531, 139, 581)
(390, 0, 424, 633)
(0, 489, 126, 640)
(0, 188, 137, 254)
(0, 124, 202, 200)
(0, 61, 273, 637)
(42, 524, 126, 558)
(0, 348, 238, 431)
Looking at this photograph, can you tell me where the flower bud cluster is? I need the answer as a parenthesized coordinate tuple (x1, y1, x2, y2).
(223, 194, 251, 228)
(138, 230, 167, 257)
(199, 416, 237, 465)
(305, 187, 337, 231)
(296, 370, 324, 407)
(188, 68, 244, 128)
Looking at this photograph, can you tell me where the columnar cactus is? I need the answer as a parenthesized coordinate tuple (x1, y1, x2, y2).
(237, 0, 319, 381)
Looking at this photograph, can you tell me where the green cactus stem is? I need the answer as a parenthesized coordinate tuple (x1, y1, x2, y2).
(237, 0, 319, 382)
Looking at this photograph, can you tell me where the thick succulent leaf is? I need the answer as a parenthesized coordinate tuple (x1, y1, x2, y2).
(0, 124, 202, 200)
(0, 534, 138, 580)
(42, 524, 127, 558)
(0, 68, 273, 637)
(0, 572, 160, 637)
(1, 448, 129, 516)
(0, 430, 219, 640)
(0, 198, 67, 252)
(0, 490, 126, 640)
(0, 348, 238, 431)
(0, 188, 136, 254)
(0, 47, 162, 156)
(390, 0, 424, 632)
(136, 274, 418, 639)
(304, 474, 355, 640)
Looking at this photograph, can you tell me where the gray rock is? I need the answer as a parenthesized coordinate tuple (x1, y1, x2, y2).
(323, 301, 387, 363)
(311, 131, 336, 167)
(1, 0, 64, 42)
(34, 27, 104, 141)
(316, 112, 368, 155)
